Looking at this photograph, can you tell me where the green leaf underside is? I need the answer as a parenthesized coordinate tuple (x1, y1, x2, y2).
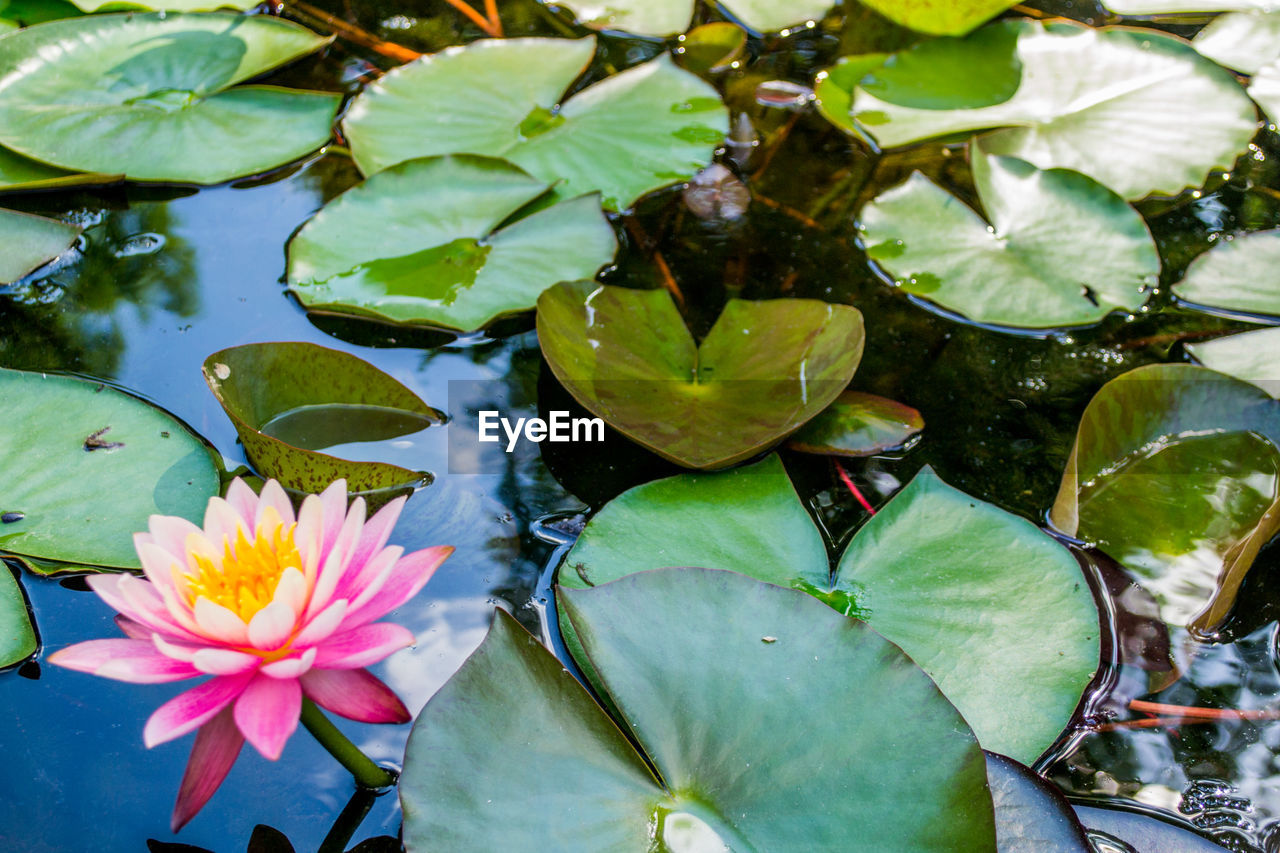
(287, 155, 616, 332)
(342, 37, 729, 210)
(0, 145, 120, 192)
(401, 569, 997, 851)
(860, 150, 1157, 328)
(1188, 328, 1280, 397)
(858, 0, 1021, 36)
(860, 23, 1023, 109)
(0, 367, 219, 568)
(0, 13, 340, 183)
(203, 342, 442, 494)
(986, 752, 1093, 852)
(841, 20, 1257, 199)
(0, 208, 81, 284)
(536, 281, 865, 469)
(562, 456, 1100, 764)
(552, 0, 833, 36)
(786, 391, 924, 456)
(1173, 231, 1280, 316)
(1050, 363, 1280, 632)
(0, 566, 37, 668)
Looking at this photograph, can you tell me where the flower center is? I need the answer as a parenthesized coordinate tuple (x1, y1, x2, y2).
(184, 508, 302, 622)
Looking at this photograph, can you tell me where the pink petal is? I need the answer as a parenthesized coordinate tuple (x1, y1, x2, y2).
(344, 546, 452, 628)
(246, 598, 297, 651)
(132, 573, 205, 641)
(293, 599, 348, 648)
(192, 648, 261, 676)
(304, 499, 365, 620)
(144, 672, 255, 747)
(90, 574, 202, 644)
(134, 538, 186, 598)
(313, 623, 415, 669)
(335, 546, 402, 615)
(202, 497, 249, 554)
(223, 478, 259, 526)
(233, 674, 301, 760)
(343, 497, 406, 583)
(152, 634, 197, 662)
(48, 639, 199, 684)
(300, 668, 410, 723)
(171, 705, 244, 832)
(259, 647, 316, 679)
(193, 597, 250, 646)
(146, 514, 204, 560)
(115, 615, 150, 640)
(255, 480, 296, 530)
(272, 566, 308, 620)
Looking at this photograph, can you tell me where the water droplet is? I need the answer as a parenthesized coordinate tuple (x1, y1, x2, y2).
(113, 232, 166, 258)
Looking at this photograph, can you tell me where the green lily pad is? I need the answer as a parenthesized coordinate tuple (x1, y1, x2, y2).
(550, 0, 833, 36)
(537, 281, 865, 469)
(1187, 327, 1280, 397)
(0, 146, 121, 193)
(1050, 363, 1280, 633)
(561, 456, 1100, 764)
(786, 391, 924, 456)
(343, 37, 729, 211)
(401, 569, 997, 851)
(203, 342, 443, 496)
(1173, 231, 1280, 317)
(0, 565, 37, 668)
(0, 13, 340, 184)
(287, 155, 616, 333)
(674, 22, 747, 75)
(859, 149, 1158, 328)
(859, 17, 1022, 109)
(829, 20, 1257, 199)
(856, 0, 1020, 36)
(70, 0, 253, 10)
(1195, 10, 1280, 75)
(0, 208, 81, 284)
(0, 367, 220, 569)
(0, 0, 80, 27)
(1107, 0, 1280, 12)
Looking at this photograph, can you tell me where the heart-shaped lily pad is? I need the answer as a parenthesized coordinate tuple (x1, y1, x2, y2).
(287, 155, 616, 332)
(825, 20, 1257, 199)
(343, 37, 728, 211)
(1187, 327, 1280, 396)
(203, 342, 443, 496)
(549, 0, 834, 36)
(0, 367, 220, 569)
(0, 208, 81, 284)
(561, 455, 1100, 763)
(1050, 363, 1280, 633)
(0, 566, 37, 668)
(860, 149, 1158, 328)
(401, 568, 997, 851)
(1195, 11, 1280, 120)
(1173, 231, 1280, 317)
(537, 281, 865, 469)
(786, 391, 923, 456)
(858, 0, 1020, 36)
(0, 13, 340, 184)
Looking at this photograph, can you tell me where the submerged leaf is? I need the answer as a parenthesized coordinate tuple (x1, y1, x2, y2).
(0, 208, 80, 284)
(1173, 230, 1280, 317)
(548, 0, 834, 36)
(786, 391, 923, 456)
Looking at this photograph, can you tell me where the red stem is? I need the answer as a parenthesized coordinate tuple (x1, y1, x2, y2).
(836, 462, 875, 515)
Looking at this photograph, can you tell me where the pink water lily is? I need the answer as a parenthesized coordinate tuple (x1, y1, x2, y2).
(49, 478, 451, 830)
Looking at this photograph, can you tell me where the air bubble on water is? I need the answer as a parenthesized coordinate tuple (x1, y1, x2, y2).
(114, 232, 166, 258)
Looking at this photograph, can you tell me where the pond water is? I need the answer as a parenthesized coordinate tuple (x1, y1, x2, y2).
(4, 0, 1280, 850)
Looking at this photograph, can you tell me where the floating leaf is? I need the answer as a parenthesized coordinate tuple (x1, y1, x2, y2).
(986, 752, 1093, 852)
(859, 149, 1157, 328)
(203, 342, 442, 496)
(0, 0, 80, 27)
(1073, 805, 1233, 852)
(1187, 328, 1280, 397)
(0, 367, 219, 569)
(1050, 363, 1280, 633)
(562, 456, 1099, 764)
(674, 22, 747, 75)
(0, 13, 340, 184)
(287, 155, 616, 332)
(343, 37, 728, 211)
(401, 569, 997, 851)
(0, 208, 81, 284)
(1173, 231, 1280, 317)
(828, 20, 1257, 199)
(786, 391, 923, 456)
(1107, 0, 1280, 12)
(70, 0, 254, 10)
(549, 0, 833, 37)
(0, 565, 37, 668)
(0, 147, 120, 193)
(856, 0, 1020, 36)
(1194, 10, 1280, 74)
(859, 18, 1022, 108)
(537, 281, 864, 469)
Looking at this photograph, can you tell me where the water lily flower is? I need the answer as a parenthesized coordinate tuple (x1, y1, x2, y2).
(49, 478, 451, 830)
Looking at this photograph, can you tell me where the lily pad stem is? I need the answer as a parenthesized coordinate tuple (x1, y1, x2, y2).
(300, 699, 398, 789)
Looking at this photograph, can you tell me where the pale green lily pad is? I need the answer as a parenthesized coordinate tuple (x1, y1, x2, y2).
(674, 22, 746, 74)
(1195, 11, 1280, 120)
(1188, 328, 1280, 397)
(1107, 0, 1280, 12)
(0, 13, 340, 184)
(203, 342, 443, 496)
(1174, 231, 1280, 317)
(561, 456, 1100, 764)
(0, 208, 81, 284)
(537, 281, 864, 469)
(0, 0, 80, 26)
(401, 569, 997, 851)
(343, 37, 728, 211)
(859, 22, 1022, 110)
(287, 156, 616, 332)
(0, 367, 220, 569)
(551, 0, 833, 36)
(0, 566, 37, 668)
(786, 391, 924, 456)
(0, 146, 121, 193)
(830, 20, 1257, 199)
(859, 149, 1158, 328)
(1050, 363, 1280, 633)
(70, 0, 253, 10)
(858, 0, 1020, 36)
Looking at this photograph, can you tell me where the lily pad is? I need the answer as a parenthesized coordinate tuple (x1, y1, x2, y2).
(342, 37, 729, 211)
(986, 752, 1093, 852)
(203, 342, 443, 495)
(70, 0, 253, 9)
(0, 367, 219, 569)
(0, 147, 121, 193)
(786, 391, 924, 456)
(858, 22, 1023, 110)
(828, 20, 1257, 199)
(550, 0, 833, 37)
(0, 208, 81, 284)
(0, 565, 37, 668)
(537, 281, 864, 469)
(401, 568, 997, 851)
(1173, 231, 1280, 317)
(1107, 0, 1280, 12)
(1049, 363, 1280, 633)
(1073, 805, 1234, 852)
(1197, 12, 1280, 119)
(859, 149, 1158, 328)
(561, 456, 1100, 764)
(287, 156, 616, 332)
(1187, 327, 1280, 396)
(0, 0, 79, 27)
(0, 13, 341, 184)
(674, 22, 747, 75)
(857, 0, 1020, 36)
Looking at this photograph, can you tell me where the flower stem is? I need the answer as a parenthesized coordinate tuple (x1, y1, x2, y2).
(300, 699, 398, 789)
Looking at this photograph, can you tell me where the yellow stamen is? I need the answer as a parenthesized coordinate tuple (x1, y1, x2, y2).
(184, 507, 302, 622)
